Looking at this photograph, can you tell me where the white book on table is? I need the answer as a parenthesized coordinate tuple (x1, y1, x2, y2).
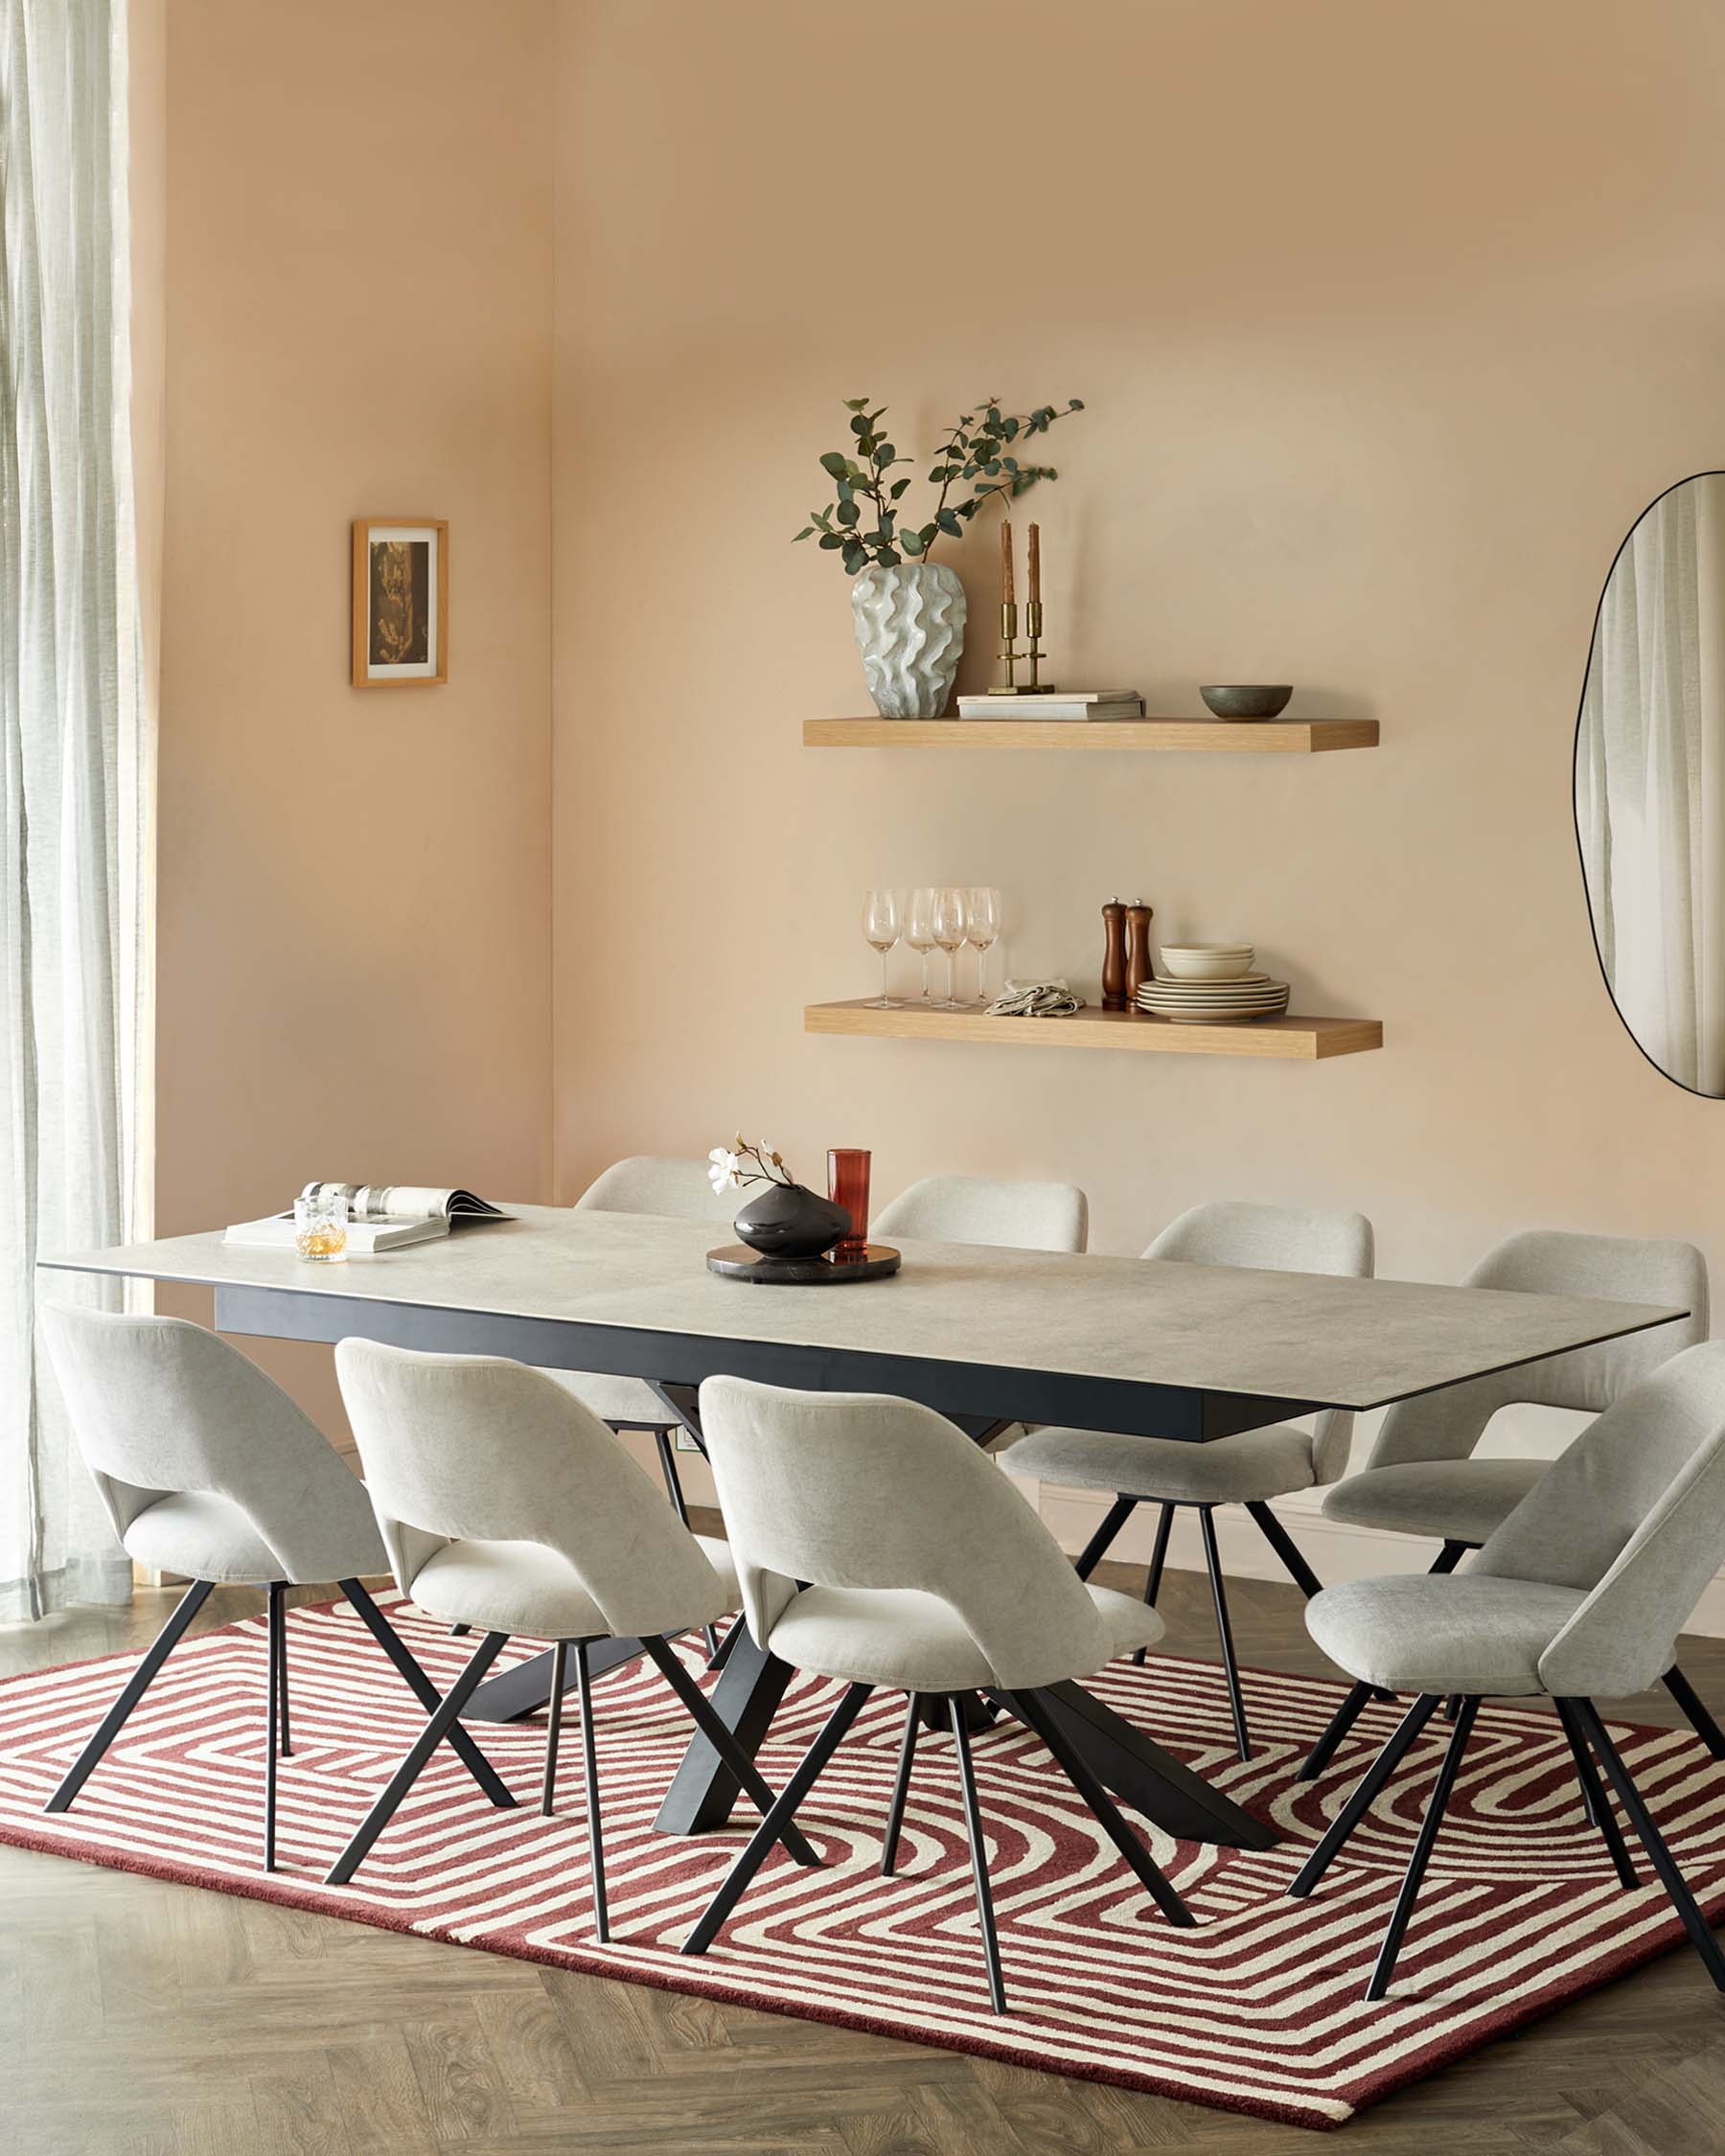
(223, 1212, 453, 1252)
(955, 692, 1146, 722)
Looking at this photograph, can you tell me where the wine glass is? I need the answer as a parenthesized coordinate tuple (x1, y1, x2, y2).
(904, 886, 938, 1005)
(963, 887, 1000, 1005)
(861, 888, 901, 1007)
(931, 886, 967, 1007)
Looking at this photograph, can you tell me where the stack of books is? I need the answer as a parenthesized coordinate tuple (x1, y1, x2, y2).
(955, 691, 1146, 722)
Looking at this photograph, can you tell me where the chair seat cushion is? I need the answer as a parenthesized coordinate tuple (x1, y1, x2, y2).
(764, 1582, 1163, 1692)
(541, 1368, 674, 1430)
(123, 1492, 284, 1584)
(1305, 1573, 1587, 1696)
(409, 1533, 738, 1640)
(1000, 1423, 1317, 1503)
(1322, 1458, 1548, 1546)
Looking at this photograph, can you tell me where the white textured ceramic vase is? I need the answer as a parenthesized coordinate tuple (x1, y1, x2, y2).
(850, 562, 967, 719)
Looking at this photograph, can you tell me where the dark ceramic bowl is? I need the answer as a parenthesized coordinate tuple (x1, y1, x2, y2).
(1199, 683, 1293, 720)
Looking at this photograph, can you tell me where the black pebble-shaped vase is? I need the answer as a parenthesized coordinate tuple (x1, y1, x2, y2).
(733, 1182, 850, 1263)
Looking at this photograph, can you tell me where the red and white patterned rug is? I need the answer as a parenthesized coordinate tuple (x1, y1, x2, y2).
(1, 1594, 1722, 2131)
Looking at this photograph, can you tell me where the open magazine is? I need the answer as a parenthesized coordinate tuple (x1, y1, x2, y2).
(224, 1181, 509, 1253)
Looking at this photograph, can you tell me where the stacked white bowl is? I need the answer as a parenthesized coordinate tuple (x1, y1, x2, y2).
(1138, 944, 1290, 1022)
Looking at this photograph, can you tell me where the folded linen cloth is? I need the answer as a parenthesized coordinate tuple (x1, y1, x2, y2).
(984, 977, 1084, 1018)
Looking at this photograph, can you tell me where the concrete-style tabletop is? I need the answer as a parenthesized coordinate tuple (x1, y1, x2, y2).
(41, 1204, 1687, 1413)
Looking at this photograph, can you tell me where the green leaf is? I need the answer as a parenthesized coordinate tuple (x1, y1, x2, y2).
(874, 441, 895, 465)
(850, 414, 870, 437)
(836, 479, 853, 503)
(878, 548, 902, 566)
(936, 508, 962, 537)
(793, 526, 816, 540)
(842, 397, 869, 410)
(818, 533, 843, 549)
(890, 476, 912, 498)
(841, 539, 868, 576)
(900, 529, 924, 555)
(819, 450, 849, 477)
(837, 499, 859, 526)
(1069, 398, 1085, 410)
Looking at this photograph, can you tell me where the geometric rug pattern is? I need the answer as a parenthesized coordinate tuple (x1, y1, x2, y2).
(1, 1593, 1721, 2130)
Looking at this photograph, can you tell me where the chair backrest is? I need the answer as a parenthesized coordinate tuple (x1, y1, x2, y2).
(574, 1154, 737, 1222)
(334, 1339, 725, 1638)
(1359, 1231, 1709, 1474)
(1143, 1201, 1376, 1482)
(1477, 1341, 1725, 1696)
(699, 1374, 1120, 1689)
(872, 1174, 1089, 1254)
(39, 1304, 379, 1583)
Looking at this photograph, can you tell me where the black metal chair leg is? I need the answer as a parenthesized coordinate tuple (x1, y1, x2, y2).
(1246, 1501, 1323, 1599)
(339, 1579, 516, 1811)
(1663, 1665, 1725, 1762)
(264, 1586, 282, 1871)
(949, 1696, 1008, 2013)
(1289, 1693, 1442, 1898)
(542, 1640, 568, 1817)
(1297, 1679, 1377, 1783)
(46, 1578, 215, 1814)
(1007, 1688, 1194, 1927)
(324, 1631, 510, 1886)
(573, 1642, 608, 1941)
(1429, 1540, 1472, 1575)
(706, 1618, 741, 1672)
(1074, 1496, 1138, 1582)
(1553, 1697, 1637, 1887)
(1574, 1700, 1725, 1990)
(653, 1429, 691, 1525)
(268, 1582, 291, 1756)
(637, 1637, 819, 1867)
(682, 1682, 873, 1957)
(1198, 1508, 1251, 1761)
(450, 1624, 472, 1638)
(881, 1692, 922, 1875)
(1132, 1503, 1176, 1667)
(1366, 1696, 1479, 2001)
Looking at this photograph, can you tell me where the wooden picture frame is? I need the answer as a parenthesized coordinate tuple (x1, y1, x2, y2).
(352, 517, 448, 687)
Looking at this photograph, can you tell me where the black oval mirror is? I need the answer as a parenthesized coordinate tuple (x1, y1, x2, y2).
(1576, 472, 1725, 1095)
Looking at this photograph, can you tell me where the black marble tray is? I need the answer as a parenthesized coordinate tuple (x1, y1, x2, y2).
(705, 1243, 901, 1285)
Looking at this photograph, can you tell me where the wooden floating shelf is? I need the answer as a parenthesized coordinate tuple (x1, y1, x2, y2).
(804, 716, 1378, 753)
(806, 999, 1383, 1062)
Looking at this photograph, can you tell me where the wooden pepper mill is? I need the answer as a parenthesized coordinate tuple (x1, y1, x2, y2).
(1101, 899, 1128, 1010)
(1124, 902, 1155, 1004)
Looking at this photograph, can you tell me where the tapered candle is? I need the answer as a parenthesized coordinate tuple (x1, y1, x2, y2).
(1000, 517, 1015, 606)
(1027, 521, 1041, 606)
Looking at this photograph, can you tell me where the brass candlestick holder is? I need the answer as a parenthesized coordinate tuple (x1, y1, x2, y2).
(986, 600, 1057, 695)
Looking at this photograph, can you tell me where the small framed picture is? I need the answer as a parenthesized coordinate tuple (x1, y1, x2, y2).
(352, 517, 448, 687)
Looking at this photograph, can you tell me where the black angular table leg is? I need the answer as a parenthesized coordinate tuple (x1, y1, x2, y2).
(994, 1678, 1280, 1849)
(652, 1619, 795, 1836)
(466, 1631, 647, 1724)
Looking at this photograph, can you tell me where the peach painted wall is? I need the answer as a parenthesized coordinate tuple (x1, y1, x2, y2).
(550, 0, 1725, 1289)
(152, 0, 556, 1438)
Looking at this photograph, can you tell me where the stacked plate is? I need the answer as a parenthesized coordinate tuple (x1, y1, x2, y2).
(1136, 972, 1291, 1023)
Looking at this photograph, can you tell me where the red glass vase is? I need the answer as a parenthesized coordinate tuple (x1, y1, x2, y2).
(827, 1148, 871, 1262)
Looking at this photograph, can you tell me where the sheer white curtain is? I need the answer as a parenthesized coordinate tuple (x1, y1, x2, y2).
(1576, 474, 1725, 1097)
(1, 0, 151, 1618)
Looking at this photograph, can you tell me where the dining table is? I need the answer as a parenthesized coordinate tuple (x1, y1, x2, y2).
(41, 1205, 1689, 1856)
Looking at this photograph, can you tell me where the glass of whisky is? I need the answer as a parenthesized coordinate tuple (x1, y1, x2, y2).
(294, 1188, 348, 1263)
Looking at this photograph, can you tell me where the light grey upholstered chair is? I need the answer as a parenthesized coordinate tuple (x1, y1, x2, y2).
(681, 1376, 1194, 2014)
(873, 1173, 1090, 1255)
(38, 1306, 514, 1871)
(329, 1342, 814, 1927)
(550, 1157, 737, 1544)
(1290, 1340, 1725, 2003)
(1001, 1201, 1376, 1760)
(1314, 1230, 1716, 1769)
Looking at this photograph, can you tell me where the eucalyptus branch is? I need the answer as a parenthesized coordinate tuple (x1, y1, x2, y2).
(794, 393, 1084, 577)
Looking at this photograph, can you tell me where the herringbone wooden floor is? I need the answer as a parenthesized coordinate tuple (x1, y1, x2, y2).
(6, 1528, 1725, 2154)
